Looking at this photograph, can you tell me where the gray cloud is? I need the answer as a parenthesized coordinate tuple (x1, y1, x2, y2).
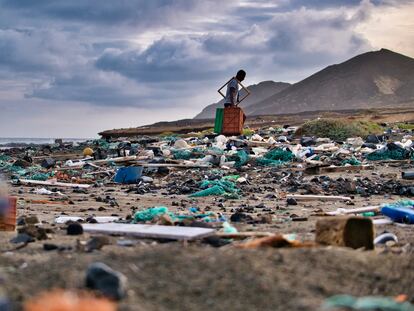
(0, 0, 228, 29)
(96, 37, 225, 83)
(0, 0, 374, 107)
(0, 0, 407, 117)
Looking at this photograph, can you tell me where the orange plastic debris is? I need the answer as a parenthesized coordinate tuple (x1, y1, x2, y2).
(24, 290, 116, 311)
(395, 294, 408, 303)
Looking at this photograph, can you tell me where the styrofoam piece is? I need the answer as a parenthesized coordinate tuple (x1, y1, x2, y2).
(373, 218, 394, 225)
(82, 223, 215, 240)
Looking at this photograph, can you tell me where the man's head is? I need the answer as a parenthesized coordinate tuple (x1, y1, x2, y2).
(236, 69, 246, 82)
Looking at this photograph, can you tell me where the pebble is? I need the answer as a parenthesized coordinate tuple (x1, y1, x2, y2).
(18, 225, 48, 240)
(230, 212, 253, 222)
(43, 243, 59, 251)
(67, 222, 84, 235)
(10, 233, 35, 244)
(0, 297, 12, 311)
(86, 262, 127, 300)
(85, 236, 111, 252)
(287, 198, 298, 205)
(23, 215, 40, 225)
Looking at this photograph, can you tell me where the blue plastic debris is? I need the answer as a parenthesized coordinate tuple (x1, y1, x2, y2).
(114, 166, 144, 184)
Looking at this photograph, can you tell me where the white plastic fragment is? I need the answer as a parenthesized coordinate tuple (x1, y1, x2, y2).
(174, 139, 189, 149)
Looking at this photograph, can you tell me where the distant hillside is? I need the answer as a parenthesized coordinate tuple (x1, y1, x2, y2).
(247, 49, 414, 115)
(194, 81, 291, 119)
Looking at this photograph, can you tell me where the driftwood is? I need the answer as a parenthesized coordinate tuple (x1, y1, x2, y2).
(19, 179, 91, 189)
(305, 165, 374, 175)
(82, 223, 215, 241)
(326, 206, 380, 216)
(286, 194, 352, 201)
(216, 232, 273, 239)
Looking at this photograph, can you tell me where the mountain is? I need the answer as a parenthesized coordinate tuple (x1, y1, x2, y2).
(194, 81, 291, 119)
(246, 49, 414, 116)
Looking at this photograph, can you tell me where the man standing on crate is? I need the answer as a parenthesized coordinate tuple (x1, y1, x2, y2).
(224, 69, 246, 108)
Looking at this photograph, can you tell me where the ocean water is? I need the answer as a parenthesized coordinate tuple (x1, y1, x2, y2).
(0, 137, 91, 146)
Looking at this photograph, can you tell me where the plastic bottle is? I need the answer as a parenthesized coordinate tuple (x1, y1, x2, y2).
(381, 205, 414, 224)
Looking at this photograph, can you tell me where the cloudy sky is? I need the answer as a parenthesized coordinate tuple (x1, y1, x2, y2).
(0, 0, 413, 138)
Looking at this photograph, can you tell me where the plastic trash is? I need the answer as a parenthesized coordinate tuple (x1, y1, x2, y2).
(173, 139, 189, 149)
(0, 179, 16, 232)
(140, 176, 153, 183)
(251, 147, 268, 156)
(0, 180, 8, 220)
(215, 135, 228, 145)
(256, 148, 294, 166)
(367, 143, 412, 161)
(300, 136, 316, 147)
(114, 166, 143, 184)
(381, 204, 414, 224)
(189, 185, 226, 197)
(277, 135, 288, 142)
(41, 158, 56, 169)
(189, 178, 240, 198)
(223, 221, 238, 234)
(267, 137, 276, 144)
(24, 289, 117, 311)
(402, 171, 414, 180)
(342, 157, 361, 166)
(374, 232, 398, 245)
(323, 294, 414, 311)
(365, 134, 381, 144)
(189, 207, 199, 213)
(33, 188, 64, 196)
(29, 173, 52, 181)
(237, 177, 247, 184)
(227, 150, 249, 168)
(172, 149, 192, 160)
(134, 206, 169, 222)
(346, 137, 364, 147)
(251, 134, 263, 141)
(162, 149, 171, 157)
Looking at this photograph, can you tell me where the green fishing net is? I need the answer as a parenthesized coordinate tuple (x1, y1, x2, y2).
(189, 178, 240, 198)
(134, 206, 169, 222)
(93, 139, 110, 149)
(323, 295, 414, 311)
(134, 206, 218, 223)
(366, 149, 411, 161)
(341, 157, 361, 166)
(256, 148, 294, 166)
(172, 150, 192, 160)
(172, 148, 204, 160)
(227, 150, 250, 168)
(0, 162, 53, 180)
(0, 154, 11, 161)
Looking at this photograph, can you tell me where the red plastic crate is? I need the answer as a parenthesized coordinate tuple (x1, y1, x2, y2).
(222, 107, 245, 135)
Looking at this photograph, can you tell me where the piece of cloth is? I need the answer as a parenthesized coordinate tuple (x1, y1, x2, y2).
(225, 78, 239, 105)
